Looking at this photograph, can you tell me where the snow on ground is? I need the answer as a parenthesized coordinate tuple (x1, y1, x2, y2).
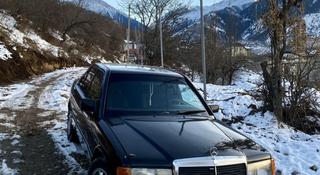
(233, 112, 320, 175)
(0, 113, 20, 174)
(0, 11, 24, 45)
(0, 43, 12, 61)
(0, 133, 9, 141)
(1, 160, 17, 175)
(26, 31, 64, 58)
(0, 67, 83, 111)
(40, 116, 86, 174)
(241, 40, 270, 55)
(195, 69, 320, 175)
(38, 68, 86, 111)
(37, 67, 87, 173)
(0, 67, 86, 174)
(49, 30, 64, 41)
(0, 83, 34, 110)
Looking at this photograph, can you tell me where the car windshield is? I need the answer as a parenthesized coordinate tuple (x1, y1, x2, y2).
(106, 74, 207, 116)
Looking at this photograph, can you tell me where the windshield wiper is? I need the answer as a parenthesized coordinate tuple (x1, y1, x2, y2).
(177, 110, 206, 115)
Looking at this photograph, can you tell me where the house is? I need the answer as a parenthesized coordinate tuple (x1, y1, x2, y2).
(231, 43, 251, 57)
(122, 40, 144, 64)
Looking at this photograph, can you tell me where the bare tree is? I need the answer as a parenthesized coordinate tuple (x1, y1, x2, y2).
(59, 0, 92, 42)
(121, 0, 187, 65)
(261, 0, 303, 122)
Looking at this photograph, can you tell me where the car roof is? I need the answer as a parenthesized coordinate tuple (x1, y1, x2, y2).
(96, 63, 184, 78)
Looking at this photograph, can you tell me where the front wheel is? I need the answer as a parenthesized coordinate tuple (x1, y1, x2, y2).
(88, 158, 109, 175)
(67, 111, 79, 143)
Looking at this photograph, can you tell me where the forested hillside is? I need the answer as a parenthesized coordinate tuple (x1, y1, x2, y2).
(0, 0, 124, 84)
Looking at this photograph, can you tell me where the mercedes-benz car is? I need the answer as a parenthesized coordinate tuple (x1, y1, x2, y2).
(67, 64, 275, 175)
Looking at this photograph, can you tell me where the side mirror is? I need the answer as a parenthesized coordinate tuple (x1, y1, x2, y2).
(209, 105, 220, 113)
(80, 98, 99, 114)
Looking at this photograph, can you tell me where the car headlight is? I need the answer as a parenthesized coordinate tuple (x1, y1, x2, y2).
(131, 168, 172, 175)
(117, 168, 172, 175)
(247, 159, 276, 175)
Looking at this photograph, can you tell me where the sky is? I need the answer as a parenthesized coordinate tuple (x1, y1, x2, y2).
(106, 0, 220, 11)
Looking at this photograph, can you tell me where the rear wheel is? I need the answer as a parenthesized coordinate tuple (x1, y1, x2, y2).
(67, 111, 79, 143)
(88, 158, 109, 175)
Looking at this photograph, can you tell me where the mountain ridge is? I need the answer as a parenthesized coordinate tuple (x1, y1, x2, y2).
(68, 0, 140, 29)
(184, 0, 255, 20)
(181, 0, 320, 55)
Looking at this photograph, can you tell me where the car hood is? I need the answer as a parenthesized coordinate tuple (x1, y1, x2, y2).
(108, 116, 270, 167)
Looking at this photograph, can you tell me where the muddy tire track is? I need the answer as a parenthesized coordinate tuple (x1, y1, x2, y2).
(0, 73, 71, 174)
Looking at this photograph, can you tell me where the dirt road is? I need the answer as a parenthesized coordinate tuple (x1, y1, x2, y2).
(0, 68, 88, 174)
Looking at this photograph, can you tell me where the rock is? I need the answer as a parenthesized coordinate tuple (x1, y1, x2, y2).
(291, 171, 300, 175)
(310, 165, 318, 172)
(249, 104, 257, 109)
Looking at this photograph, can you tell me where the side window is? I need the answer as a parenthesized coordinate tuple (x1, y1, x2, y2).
(178, 84, 204, 109)
(79, 68, 95, 94)
(79, 72, 88, 90)
(87, 69, 103, 101)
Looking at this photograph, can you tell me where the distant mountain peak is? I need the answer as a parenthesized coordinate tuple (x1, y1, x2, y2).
(184, 0, 255, 20)
(81, 0, 123, 18)
(210, 0, 256, 11)
(67, 0, 140, 29)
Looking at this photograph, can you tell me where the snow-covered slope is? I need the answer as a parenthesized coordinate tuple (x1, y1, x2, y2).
(0, 11, 111, 83)
(67, 0, 140, 29)
(211, 0, 256, 11)
(184, 0, 255, 20)
(0, 43, 12, 61)
(80, 0, 121, 18)
(0, 11, 67, 58)
(304, 13, 320, 37)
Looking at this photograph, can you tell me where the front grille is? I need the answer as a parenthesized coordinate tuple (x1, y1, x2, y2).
(179, 167, 215, 175)
(179, 164, 246, 175)
(217, 164, 246, 175)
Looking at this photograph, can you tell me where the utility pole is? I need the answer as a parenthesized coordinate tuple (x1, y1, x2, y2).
(200, 0, 207, 101)
(160, 12, 164, 67)
(158, 2, 164, 67)
(126, 3, 131, 63)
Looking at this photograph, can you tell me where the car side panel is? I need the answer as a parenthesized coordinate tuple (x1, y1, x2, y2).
(71, 83, 93, 157)
(85, 67, 105, 156)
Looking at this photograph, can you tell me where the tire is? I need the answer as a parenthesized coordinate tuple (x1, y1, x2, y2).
(67, 111, 79, 143)
(88, 158, 109, 175)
